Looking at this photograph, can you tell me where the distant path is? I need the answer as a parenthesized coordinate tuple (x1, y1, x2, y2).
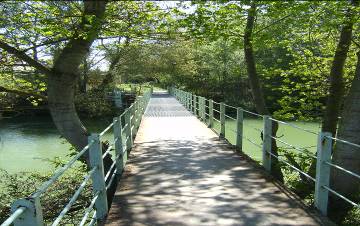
(105, 92, 332, 226)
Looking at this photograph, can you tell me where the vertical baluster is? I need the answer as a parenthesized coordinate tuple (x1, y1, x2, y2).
(236, 108, 243, 152)
(315, 132, 332, 215)
(88, 134, 108, 221)
(262, 116, 272, 172)
(220, 102, 225, 137)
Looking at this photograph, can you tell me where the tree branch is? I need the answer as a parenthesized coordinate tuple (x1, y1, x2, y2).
(22, 38, 70, 52)
(0, 85, 47, 100)
(352, 38, 360, 48)
(0, 40, 52, 76)
(253, 14, 293, 35)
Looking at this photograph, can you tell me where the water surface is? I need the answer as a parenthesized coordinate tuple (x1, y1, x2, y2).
(0, 116, 114, 174)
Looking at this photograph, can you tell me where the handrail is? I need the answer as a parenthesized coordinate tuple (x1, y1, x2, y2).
(325, 136, 360, 149)
(99, 122, 115, 137)
(1, 87, 152, 226)
(31, 140, 95, 198)
(51, 167, 97, 226)
(170, 87, 360, 216)
(269, 135, 317, 159)
(269, 117, 318, 135)
(1, 208, 26, 226)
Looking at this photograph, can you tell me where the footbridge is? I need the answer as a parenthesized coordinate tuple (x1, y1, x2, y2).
(3, 87, 360, 226)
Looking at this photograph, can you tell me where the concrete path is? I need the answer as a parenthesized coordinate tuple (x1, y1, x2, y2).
(105, 92, 331, 226)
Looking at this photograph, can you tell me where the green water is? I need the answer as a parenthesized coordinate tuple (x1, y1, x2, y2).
(0, 116, 114, 174)
(211, 116, 321, 161)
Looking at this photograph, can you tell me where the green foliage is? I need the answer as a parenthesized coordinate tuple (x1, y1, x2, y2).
(277, 147, 315, 202)
(342, 208, 360, 226)
(75, 90, 114, 118)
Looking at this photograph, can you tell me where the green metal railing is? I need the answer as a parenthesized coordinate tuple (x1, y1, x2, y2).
(170, 87, 360, 216)
(1, 90, 152, 226)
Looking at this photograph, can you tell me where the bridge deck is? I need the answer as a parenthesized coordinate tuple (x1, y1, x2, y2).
(105, 92, 330, 226)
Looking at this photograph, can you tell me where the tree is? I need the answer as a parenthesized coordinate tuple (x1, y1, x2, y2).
(0, 1, 107, 152)
(243, 2, 284, 182)
(331, 50, 360, 210)
(322, 0, 358, 136)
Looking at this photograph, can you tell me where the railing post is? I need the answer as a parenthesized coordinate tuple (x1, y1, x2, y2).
(209, 100, 214, 128)
(198, 97, 202, 119)
(136, 100, 141, 129)
(262, 116, 272, 172)
(315, 132, 332, 216)
(236, 108, 243, 151)
(193, 95, 197, 115)
(189, 93, 193, 111)
(220, 102, 225, 137)
(188, 93, 191, 110)
(131, 105, 136, 138)
(125, 109, 133, 149)
(11, 197, 44, 226)
(113, 117, 124, 175)
(184, 92, 186, 106)
(88, 134, 108, 221)
(202, 97, 206, 121)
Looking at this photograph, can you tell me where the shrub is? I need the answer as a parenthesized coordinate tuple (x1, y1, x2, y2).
(75, 90, 114, 118)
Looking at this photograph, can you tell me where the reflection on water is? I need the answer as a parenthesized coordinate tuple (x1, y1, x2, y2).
(0, 115, 114, 174)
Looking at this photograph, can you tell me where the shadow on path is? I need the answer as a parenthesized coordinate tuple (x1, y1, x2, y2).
(105, 93, 331, 226)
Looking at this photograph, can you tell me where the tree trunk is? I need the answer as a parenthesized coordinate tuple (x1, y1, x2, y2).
(79, 57, 89, 93)
(98, 38, 130, 90)
(321, 4, 355, 135)
(48, 1, 107, 151)
(97, 54, 121, 90)
(330, 51, 360, 210)
(307, 0, 357, 181)
(243, 2, 283, 182)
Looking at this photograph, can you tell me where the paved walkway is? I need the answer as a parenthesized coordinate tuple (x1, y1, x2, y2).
(105, 92, 331, 226)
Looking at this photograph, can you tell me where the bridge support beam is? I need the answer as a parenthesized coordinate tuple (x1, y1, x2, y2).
(314, 132, 332, 216)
